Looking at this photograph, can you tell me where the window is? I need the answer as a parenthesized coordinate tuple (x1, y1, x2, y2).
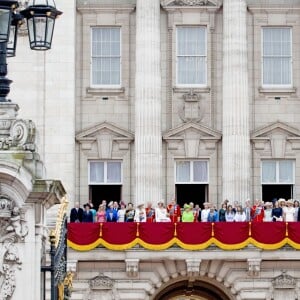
(176, 26, 207, 86)
(262, 27, 292, 86)
(91, 27, 121, 86)
(261, 160, 294, 184)
(89, 161, 122, 184)
(175, 160, 208, 183)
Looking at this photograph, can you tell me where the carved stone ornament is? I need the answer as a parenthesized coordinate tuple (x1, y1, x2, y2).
(0, 242, 22, 299)
(0, 196, 28, 243)
(186, 259, 201, 276)
(170, 0, 209, 5)
(0, 119, 36, 151)
(247, 259, 261, 277)
(178, 90, 204, 123)
(125, 259, 139, 278)
(89, 274, 114, 290)
(272, 271, 296, 289)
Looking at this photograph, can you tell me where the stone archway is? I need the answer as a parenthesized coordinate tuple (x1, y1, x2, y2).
(153, 277, 235, 300)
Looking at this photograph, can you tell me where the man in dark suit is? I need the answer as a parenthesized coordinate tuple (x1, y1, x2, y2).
(70, 201, 84, 222)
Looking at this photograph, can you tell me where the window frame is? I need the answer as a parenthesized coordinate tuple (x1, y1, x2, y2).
(90, 26, 122, 88)
(175, 25, 207, 87)
(88, 160, 123, 185)
(261, 159, 295, 185)
(261, 27, 293, 88)
(175, 160, 209, 184)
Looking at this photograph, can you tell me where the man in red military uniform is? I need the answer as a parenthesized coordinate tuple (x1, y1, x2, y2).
(167, 199, 181, 223)
(251, 199, 264, 222)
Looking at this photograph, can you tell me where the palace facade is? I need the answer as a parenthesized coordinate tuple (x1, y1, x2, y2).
(7, 0, 300, 299)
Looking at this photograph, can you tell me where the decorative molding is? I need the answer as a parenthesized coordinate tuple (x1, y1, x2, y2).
(89, 274, 114, 290)
(0, 195, 28, 243)
(273, 271, 296, 289)
(76, 122, 134, 158)
(251, 121, 300, 156)
(247, 259, 261, 277)
(178, 90, 205, 123)
(186, 259, 201, 276)
(0, 103, 36, 151)
(162, 0, 220, 6)
(0, 242, 22, 300)
(163, 122, 221, 156)
(125, 259, 139, 278)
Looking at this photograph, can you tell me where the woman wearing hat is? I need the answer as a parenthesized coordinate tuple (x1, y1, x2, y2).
(155, 201, 171, 222)
(117, 201, 126, 222)
(283, 199, 295, 222)
(106, 201, 118, 222)
(181, 204, 194, 222)
(134, 203, 147, 222)
(263, 202, 273, 222)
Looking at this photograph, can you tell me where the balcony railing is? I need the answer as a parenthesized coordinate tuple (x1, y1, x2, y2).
(67, 222, 300, 251)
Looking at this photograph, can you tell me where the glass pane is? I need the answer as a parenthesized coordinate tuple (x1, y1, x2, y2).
(193, 161, 208, 182)
(0, 9, 10, 41)
(176, 161, 190, 182)
(34, 17, 47, 46)
(107, 162, 121, 183)
(92, 27, 121, 85)
(90, 162, 104, 183)
(263, 57, 291, 85)
(46, 18, 54, 44)
(279, 160, 294, 183)
(177, 27, 206, 56)
(262, 160, 276, 183)
(178, 56, 205, 85)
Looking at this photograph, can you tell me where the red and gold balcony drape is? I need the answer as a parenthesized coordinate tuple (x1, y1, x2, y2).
(67, 222, 300, 251)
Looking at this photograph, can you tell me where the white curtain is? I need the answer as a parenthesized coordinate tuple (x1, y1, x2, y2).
(90, 161, 104, 183)
(92, 27, 120, 85)
(193, 161, 208, 182)
(262, 160, 276, 183)
(107, 162, 121, 183)
(279, 160, 294, 183)
(176, 161, 190, 182)
(263, 27, 291, 85)
(177, 27, 206, 85)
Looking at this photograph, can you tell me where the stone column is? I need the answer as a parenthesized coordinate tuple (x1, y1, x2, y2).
(222, 0, 250, 203)
(135, 0, 162, 205)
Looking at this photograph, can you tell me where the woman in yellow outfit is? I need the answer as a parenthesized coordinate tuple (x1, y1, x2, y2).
(181, 204, 194, 222)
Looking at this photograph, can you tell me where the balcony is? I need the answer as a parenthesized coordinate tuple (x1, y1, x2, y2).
(67, 222, 300, 251)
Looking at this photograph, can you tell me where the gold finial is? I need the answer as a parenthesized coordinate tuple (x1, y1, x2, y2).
(54, 196, 69, 247)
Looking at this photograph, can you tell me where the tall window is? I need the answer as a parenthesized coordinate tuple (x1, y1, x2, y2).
(91, 27, 121, 86)
(176, 26, 207, 86)
(89, 161, 122, 184)
(175, 160, 208, 183)
(262, 27, 292, 86)
(261, 160, 294, 184)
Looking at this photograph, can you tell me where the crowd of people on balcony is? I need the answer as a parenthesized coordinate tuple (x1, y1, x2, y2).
(69, 198, 300, 223)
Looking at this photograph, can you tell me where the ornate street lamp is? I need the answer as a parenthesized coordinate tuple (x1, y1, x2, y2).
(0, 0, 62, 103)
(0, 0, 18, 42)
(6, 12, 23, 57)
(20, 0, 62, 50)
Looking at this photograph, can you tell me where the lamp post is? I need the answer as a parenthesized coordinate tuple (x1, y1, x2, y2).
(0, 0, 63, 299)
(0, 0, 62, 102)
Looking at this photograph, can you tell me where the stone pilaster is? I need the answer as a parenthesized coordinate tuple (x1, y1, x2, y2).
(135, 0, 162, 204)
(222, 0, 250, 203)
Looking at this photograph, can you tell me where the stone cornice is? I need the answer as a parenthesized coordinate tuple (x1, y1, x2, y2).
(27, 180, 66, 209)
(77, 2, 135, 14)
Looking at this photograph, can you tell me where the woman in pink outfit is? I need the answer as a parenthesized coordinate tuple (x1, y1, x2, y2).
(96, 204, 106, 222)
